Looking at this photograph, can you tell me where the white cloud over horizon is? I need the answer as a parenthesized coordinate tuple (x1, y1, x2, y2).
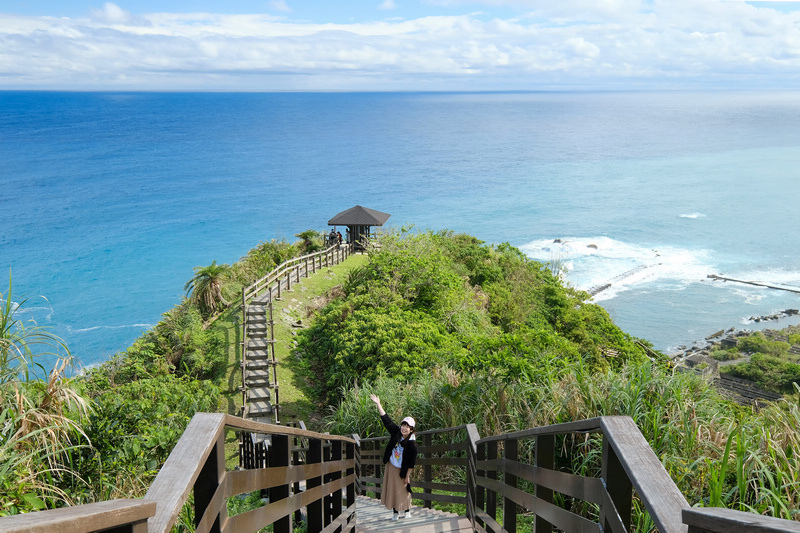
(2, 0, 800, 91)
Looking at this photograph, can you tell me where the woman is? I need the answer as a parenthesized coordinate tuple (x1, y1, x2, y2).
(370, 393, 418, 520)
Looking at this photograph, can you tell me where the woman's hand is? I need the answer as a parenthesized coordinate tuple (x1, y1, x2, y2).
(370, 394, 385, 415)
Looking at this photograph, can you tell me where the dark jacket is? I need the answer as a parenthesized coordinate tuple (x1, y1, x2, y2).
(380, 413, 418, 479)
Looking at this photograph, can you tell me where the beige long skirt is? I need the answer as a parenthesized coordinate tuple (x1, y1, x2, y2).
(380, 463, 411, 512)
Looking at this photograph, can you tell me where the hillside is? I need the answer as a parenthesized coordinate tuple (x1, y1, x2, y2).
(3, 228, 799, 523)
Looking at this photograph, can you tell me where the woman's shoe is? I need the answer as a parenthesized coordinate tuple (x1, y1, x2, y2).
(403, 510, 411, 519)
(391, 511, 399, 521)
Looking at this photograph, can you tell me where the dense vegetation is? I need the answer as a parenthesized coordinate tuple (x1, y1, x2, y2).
(3, 227, 799, 526)
(296, 230, 799, 522)
(711, 330, 800, 394)
(1, 233, 323, 515)
(296, 230, 648, 405)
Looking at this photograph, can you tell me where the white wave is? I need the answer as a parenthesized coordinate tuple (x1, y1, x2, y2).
(520, 236, 714, 301)
(69, 323, 153, 334)
(679, 212, 706, 219)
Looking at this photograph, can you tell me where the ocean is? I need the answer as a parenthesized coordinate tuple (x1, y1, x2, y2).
(2, 90, 800, 369)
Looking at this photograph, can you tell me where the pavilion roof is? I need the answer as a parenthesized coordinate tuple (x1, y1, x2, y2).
(328, 205, 391, 226)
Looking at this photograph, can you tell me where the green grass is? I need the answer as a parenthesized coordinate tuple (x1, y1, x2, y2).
(271, 254, 367, 427)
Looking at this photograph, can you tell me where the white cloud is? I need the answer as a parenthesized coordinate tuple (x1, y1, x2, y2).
(269, 1, 292, 13)
(90, 2, 135, 24)
(2, 1, 800, 90)
(380, 0, 399, 9)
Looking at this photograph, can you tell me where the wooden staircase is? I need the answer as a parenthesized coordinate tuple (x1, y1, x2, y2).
(240, 244, 354, 430)
(243, 293, 278, 425)
(354, 496, 472, 533)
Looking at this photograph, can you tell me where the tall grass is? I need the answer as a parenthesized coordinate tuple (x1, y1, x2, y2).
(1, 274, 91, 514)
(326, 359, 800, 523)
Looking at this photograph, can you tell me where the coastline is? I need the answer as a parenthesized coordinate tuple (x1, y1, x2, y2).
(670, 308, 800, 360)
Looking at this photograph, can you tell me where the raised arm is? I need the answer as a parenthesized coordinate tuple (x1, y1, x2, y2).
(370, 394, 386, 416)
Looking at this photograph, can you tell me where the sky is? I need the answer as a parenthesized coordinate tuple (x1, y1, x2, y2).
(2, 1, 800, 91)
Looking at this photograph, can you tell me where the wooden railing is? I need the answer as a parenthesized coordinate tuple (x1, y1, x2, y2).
(239, 242, 353, 423)
(357, 416, 800, 533)
(3, 414, 800, 532)
(145, 413, 357, 533)
(241, 243, 352, 305)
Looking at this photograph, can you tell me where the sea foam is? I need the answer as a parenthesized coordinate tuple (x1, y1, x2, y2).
(520, 236, 713, 301)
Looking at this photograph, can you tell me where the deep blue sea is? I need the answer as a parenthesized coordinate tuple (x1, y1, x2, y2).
(2, 91, 800, 369)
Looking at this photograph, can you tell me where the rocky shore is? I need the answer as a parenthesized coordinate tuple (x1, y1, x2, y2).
(670, 308, 800, 361)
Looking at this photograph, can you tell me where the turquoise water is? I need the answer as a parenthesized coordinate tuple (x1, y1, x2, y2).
(2, 91, 800, 367)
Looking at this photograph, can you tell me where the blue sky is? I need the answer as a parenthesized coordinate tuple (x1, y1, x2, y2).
(3, 1, 800, 90)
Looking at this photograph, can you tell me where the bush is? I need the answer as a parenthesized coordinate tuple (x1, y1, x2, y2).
(738, 332, 790, 357)
(297, 230, 649, 406)
(66, 375, 219, 501)
(722, 353, 800, 394)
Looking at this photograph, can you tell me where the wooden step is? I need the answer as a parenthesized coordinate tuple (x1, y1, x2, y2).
(248, 339, 276, 349)
(247, 399, 274, 416)
(246, 359, 272, 371)
(353, 496, 471, 532)
(248, 388, 271, 402)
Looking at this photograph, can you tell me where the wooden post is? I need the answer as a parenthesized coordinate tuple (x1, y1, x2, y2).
(194, 433, 225, 533)
(346, 440, 356, 509)
(535, 434, 555, 533)
(331, 441, 343, 525)
(466, 424, 481, 530)
(423, 433, 432, 509)
(270, 434, 291, 533)
(601, 435, 632, 533)
(503, 437, 518, 533)
(486, 440, 497, 520)
(323, 442, 332, 527)
(475, 441, 485, 525)
(307, 438, 323, 533)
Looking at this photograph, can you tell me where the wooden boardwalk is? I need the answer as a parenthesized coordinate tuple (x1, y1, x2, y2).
(354, 496, 471, 533)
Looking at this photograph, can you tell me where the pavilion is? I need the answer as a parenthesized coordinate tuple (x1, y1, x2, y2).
(328, 205, 391, 251)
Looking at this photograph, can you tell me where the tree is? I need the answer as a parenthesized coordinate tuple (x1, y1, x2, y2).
(184, 260, 230, 318)
(295, 229, 324, 254)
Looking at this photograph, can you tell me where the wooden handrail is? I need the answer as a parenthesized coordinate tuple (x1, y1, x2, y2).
(601, 416, 689, 533)
(241, 243, 352, 305)
(683, 507, 800, 532)
(471, 416, 690, 533)
(0, 500, 155, 533)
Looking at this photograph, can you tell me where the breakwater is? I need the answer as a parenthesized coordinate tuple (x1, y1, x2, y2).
(707, 274, 800, 295)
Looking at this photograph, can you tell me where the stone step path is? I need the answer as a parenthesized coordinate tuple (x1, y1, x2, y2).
(354, 496, 471, 533)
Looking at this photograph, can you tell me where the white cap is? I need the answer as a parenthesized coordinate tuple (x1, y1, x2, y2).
(401, 416, 416, 428)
